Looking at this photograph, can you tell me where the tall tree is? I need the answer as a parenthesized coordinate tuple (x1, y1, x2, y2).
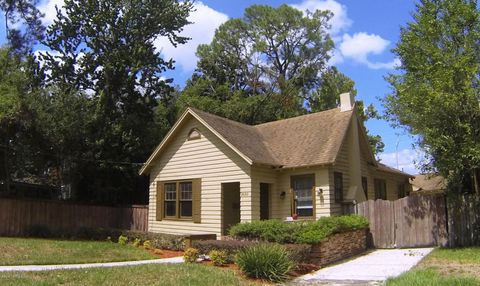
(0, 47, 31, 192)
(39, 0, 192, 201)
(182, 4, 334, 122)
(384, 0, 480, 193)
(0, 0, 44, 54)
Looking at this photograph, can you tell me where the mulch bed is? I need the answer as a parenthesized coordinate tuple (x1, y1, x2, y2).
(150, 249, 184, 259)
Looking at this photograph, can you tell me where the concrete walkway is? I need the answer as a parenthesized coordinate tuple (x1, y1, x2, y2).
(296, 248, 433, 285)
(0, 256, 184, 272)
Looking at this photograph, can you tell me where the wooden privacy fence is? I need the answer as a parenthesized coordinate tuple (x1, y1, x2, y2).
(357, 195, 448, 248)
(447, 194, 480, 247)
(0, 198, 148, 236)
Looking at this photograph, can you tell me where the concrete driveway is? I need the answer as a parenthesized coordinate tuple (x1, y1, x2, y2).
(295, 248, 433, 285)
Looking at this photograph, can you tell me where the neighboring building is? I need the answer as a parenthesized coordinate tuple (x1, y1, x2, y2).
(410, 174, 446, 194)
(139, 93, 412, 237)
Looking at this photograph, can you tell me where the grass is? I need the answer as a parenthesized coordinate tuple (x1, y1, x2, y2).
(387, 247, 480, 286)
(0, 263, 259, 286)
(0, 237, 155, 265)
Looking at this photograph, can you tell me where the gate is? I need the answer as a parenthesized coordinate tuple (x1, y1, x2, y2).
(356, 195, 448, 248)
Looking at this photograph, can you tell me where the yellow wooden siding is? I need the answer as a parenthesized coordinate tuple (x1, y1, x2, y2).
(330, 129, 351, 215)
(250, 165, 277, 220)
(371, 170, 412, 201)
(148, 116, 251, 237)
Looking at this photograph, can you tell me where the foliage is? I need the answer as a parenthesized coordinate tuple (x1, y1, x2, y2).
(181, 4, 333, 121)
(383, 0, 480, 193)
(118, 235, 128, 245)
(229, 219, 301, 243)
(193, 239, 311, 264)
(236, 243, 294, 282)
(229, 215, 369, 244)
(132, 238, 141, 247)
(143, 240, 152, 250)
(0, 0, 45, 54)
(295, 215, 369, 244)
(208, 250, 228, 266)
(30, 0, 193, 202)
(183, 247, 199, 263)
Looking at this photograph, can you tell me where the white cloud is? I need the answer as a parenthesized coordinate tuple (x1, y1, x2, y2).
(291, 1, 396, 70)
(154, 2, 228, 72)
(379, 148, 423, 175)
(38, 0, 65, 26)
(338, 32, 397, 69)
(291, 0, 351, 35)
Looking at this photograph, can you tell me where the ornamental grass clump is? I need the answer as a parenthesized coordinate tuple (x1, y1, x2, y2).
(236, 244, 294, 282)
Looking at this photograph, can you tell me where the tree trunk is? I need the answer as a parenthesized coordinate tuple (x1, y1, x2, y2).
(474, 168, 480, 195)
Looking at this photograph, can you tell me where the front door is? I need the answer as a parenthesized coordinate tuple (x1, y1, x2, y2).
(221, 182, 240, 235)
(260, 183, 270, 220)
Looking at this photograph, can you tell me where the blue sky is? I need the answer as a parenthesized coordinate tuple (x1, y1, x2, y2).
(3, 0, 423, 174)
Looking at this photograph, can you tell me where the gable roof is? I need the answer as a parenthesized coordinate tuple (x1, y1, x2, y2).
(140, 107, 366, 174)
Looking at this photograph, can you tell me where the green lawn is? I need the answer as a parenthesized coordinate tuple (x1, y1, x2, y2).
(0, 263, 259, 286)
(0, 237, 156, 265)
(387, 247, 480, 286)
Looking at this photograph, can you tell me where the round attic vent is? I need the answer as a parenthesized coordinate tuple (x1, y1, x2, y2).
(188, 128, 201, 140)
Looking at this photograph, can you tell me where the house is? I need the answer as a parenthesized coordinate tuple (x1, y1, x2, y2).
(410, 174, 445, 195)
(139, 93, 412, 237)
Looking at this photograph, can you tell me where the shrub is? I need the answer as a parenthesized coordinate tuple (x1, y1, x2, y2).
(229, 215, 369, 245)
(132, 238, 141, 247)
(143, 240, 152, 250)
(295, 215, 369, 244)
(193, 240, 255, 262)
(118, 235, 128, 245)
(208, 250, 228, 266)
(236, 244, 294, 282)
(183, 248, 200, 263)
(229, 219, 301, 243)
(193, 239, 311, 264)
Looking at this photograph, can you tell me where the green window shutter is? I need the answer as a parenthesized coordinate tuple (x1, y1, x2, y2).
(156, 182, 164, 221)
(192, 178, 201, 223)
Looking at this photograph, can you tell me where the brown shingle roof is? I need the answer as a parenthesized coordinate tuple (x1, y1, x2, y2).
(191, 107, 354, 168)
(190, 108, 281, 166)
(377, 162, 413, 177)
(410, 174, 446, 191)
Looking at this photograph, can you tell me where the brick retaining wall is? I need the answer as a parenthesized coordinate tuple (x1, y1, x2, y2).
(309, 229, 367, 266)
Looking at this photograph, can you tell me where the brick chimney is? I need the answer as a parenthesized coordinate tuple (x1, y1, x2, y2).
(340, 92, 354, 112)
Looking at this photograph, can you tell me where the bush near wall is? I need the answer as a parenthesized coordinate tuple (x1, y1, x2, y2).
(229, 215, 369, 244)
(192, 239, 311, 263)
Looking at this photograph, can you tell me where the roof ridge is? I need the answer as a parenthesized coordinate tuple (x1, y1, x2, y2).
(188, 107, 255, 128)
(254, 107, 344, 128)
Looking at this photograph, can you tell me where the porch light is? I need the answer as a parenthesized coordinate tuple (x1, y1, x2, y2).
(280, 191, 286, 199)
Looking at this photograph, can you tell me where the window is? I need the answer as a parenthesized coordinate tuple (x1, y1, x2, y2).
(180, 182, 193, 217)
(164, 183, 177, 217)
(374, 179, 387, 200)
(397, 183, 406, 198)
(291, 174, 315, 217)
(334, 172, 343, 203)
(362, 177, 368, 199)
(156, 179, 200, 222)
